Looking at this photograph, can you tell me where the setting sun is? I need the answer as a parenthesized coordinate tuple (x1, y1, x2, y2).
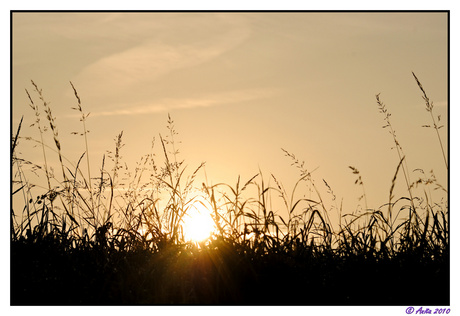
(181, 202, 216, 242)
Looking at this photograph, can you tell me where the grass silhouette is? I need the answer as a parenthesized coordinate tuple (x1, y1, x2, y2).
(11, 74, 448, 305)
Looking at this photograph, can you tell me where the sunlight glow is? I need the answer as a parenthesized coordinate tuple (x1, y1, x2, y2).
(182, 202, 216, 243)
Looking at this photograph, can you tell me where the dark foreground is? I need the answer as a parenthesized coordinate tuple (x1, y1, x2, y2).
(11, 237, 449, 305)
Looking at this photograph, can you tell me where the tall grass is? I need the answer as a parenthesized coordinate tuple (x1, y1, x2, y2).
(11, 74, 448, 304)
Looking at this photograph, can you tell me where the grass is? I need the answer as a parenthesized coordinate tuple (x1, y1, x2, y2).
(11, 73, 449, 305)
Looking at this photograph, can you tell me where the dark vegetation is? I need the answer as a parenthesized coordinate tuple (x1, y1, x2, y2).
(11, 73, 449, 305)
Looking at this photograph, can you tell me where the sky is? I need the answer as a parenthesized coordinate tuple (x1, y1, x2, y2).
(11, 12, 448, 222)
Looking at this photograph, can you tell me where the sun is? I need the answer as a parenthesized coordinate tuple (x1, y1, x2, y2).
(181, 202, 216, 243)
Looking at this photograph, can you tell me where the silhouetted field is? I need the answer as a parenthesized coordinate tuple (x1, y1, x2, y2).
(11, 73, 449, 305)
(11, 233, 448, 305)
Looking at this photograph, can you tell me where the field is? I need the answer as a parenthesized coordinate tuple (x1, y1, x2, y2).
(11, 74, 449, 305)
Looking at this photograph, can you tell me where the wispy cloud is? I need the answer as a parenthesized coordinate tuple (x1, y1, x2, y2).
(71, 14, 252, 105)
(84, 88, 280, 118)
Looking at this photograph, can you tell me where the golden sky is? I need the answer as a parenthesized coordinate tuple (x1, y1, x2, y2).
(12, 12, 448, 218)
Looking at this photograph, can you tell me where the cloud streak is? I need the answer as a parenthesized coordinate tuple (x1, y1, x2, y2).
(72, 14, 252, 103)
(84, 88, 280, 118)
